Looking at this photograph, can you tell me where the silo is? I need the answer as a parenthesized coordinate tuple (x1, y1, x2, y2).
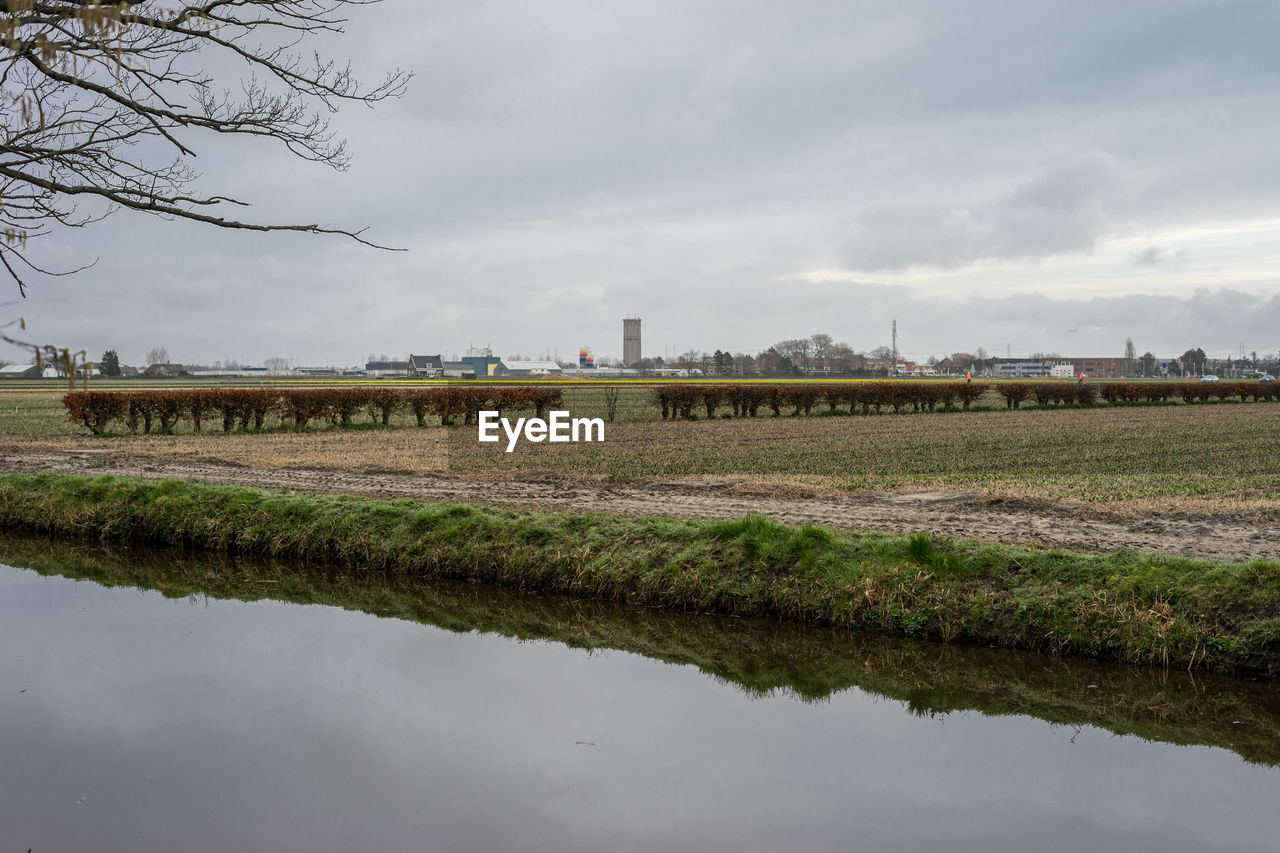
(623, 317, 642, 366)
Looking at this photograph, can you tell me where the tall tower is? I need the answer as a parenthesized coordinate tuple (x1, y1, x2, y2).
(891, 318, 898, 374)
(623, 317, 642, 366)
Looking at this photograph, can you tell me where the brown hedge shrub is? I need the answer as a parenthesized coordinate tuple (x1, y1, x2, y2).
(403, 389, 435, 426)
(278, 389, 330, 430)
(700, 385, 726, 418)
(127, 393, 156, 433)
(207, 388, 272, 431)
(530, 387, 564, 419)
(954, 382, 988, 409)
(823, 386, 852, 412)
(782, 385, 821, 416)
(153, 393, 186, 432)
(324, 388, 373, 426)
(63, 391, 128, 435)
(427, 387, 466, 425)
(365, 388, 405, 425)
(996, 383, 1030, 409)
(933, 383, 961, 409)
(1099, 383, 1134, 403)
(651, 385, 700, 419)
(488, 387, 526, 418)
(733, 385, 767, 417)
(185, 389, 218, 432)
(1038, 384, 1060, 405)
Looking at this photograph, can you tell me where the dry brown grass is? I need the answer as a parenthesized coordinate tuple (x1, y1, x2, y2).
(2, 429, 454, 474)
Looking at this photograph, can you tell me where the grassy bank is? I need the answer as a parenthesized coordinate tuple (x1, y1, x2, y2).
(0, 472, 1277, 675)
(4, 534, 1278, 766)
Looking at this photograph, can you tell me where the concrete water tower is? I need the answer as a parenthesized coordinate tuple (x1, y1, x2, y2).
(623, 317, 642, 366)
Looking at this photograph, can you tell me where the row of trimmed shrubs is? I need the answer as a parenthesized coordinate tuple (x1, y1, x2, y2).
(651, 381, 1280, 419)
(1097, 381, 1280, 404)
(652, 382, 991, 419)
(62, 387, 565, 435)
(993, 381, 1277, 409)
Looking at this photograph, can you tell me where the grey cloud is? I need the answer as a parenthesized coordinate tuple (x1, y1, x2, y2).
(1134, 246, 1163, 266)
(827, 287, 1280, 362)
(840, 153, 1121, 271)
(1133, 246, 1190, 267)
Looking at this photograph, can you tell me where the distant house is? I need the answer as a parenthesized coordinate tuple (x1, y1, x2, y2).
(503, 360, 564, 376)
(0, 363, 40, 378)
(365, 360, 409, 378)
(143, 363, 185, 377)
(407, 354, 444, 377)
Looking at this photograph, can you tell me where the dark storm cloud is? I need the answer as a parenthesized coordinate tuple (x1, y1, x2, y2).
(6, 0, 1280, 364)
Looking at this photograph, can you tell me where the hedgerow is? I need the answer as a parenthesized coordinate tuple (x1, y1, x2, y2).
(654, 382, 994, 419)
(62, 381, 1280, 436)
(647, 381, 1276, 421)
(60, 387, 568, 435)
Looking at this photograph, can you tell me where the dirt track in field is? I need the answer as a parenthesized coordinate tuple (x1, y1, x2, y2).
(2, 448, 1276, 563)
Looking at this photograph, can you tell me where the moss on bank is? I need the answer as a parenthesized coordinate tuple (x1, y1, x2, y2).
(0, 472, 1277, 675)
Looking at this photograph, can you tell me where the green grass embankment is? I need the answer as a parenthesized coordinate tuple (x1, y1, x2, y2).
(0, 472, 1277, 675)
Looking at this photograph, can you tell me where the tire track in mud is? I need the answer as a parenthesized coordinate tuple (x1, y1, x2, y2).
(2, 450, 1275, 563)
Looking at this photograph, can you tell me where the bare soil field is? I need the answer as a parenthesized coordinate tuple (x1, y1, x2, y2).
(2, 448, 1277, 563)
(4, 386, 1278, 562)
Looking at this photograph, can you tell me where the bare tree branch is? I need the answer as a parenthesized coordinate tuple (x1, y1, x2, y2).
(0, 0, 412, 294)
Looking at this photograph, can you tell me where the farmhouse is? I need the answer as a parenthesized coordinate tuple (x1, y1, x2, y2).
(408, 354, 444, 377)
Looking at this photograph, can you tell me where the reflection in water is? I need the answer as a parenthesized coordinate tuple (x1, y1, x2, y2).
(3, 534, 1278, 765)
(1, 535, 1278, 853)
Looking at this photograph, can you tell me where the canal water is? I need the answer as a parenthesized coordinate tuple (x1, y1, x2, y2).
(1, 537, 1277, 852)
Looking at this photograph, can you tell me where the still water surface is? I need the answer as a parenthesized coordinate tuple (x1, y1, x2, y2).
(1, 542, 1278, 852)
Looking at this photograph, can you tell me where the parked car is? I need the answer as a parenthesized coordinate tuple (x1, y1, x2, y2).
(1262, 374, 1276, 382)
(1200, 374, 1220, 383)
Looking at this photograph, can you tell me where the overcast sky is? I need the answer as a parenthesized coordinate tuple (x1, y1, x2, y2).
(11, 0, 1280, 366)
